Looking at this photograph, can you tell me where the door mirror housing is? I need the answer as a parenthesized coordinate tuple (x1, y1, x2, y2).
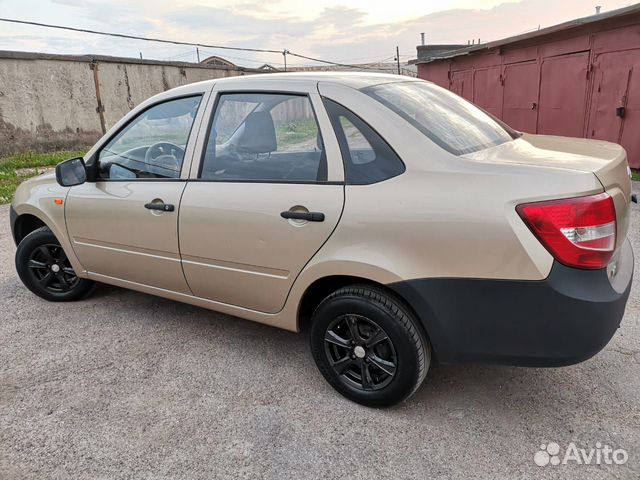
(55, 157, 87, 187)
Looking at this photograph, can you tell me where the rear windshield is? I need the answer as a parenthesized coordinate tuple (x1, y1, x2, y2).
(361, 81, 517, 155)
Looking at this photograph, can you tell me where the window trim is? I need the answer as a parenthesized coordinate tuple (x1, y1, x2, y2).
(89, 93, 204, 182)
(196, 90, 335, 185)
(321, 97, 406, 185)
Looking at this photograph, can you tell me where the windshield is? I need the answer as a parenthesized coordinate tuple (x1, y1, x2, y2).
(362, 81, 517, 155)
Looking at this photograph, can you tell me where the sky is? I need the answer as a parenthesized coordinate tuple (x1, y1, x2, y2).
(0, 0, 636, 67)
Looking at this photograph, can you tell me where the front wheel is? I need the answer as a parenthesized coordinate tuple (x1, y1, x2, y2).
(310, 285, 430, 407)
(15, 227, 94, 302)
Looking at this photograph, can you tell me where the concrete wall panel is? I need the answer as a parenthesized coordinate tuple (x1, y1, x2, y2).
(97, 63, 190, 128)
(0, 52, 257, 155)
(0, 58, 102, 154)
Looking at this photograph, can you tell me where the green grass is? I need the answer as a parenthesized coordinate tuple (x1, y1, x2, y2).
(0, 150, 85, 204)
(632, 169, 640, 182)
(275, 118, 318, 146)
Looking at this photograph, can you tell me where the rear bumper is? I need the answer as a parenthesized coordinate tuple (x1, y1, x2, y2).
(390, 239, 634, 367)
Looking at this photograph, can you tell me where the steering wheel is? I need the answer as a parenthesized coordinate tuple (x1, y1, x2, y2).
(144, 142, 184, 177)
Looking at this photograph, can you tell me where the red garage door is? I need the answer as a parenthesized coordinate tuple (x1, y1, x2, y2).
(538, 52, 589, 137)
(503, 61, 540, 133)
(589, 49, 640, 168)
(451, 70, 474, 102)
(620, 61, 640, 168)
(473, 66, 503, 118)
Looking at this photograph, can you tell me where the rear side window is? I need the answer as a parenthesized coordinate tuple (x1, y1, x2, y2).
(200, 93, 327, 182)
(361, 81, 515, 155)
(323, 98, 404, 185)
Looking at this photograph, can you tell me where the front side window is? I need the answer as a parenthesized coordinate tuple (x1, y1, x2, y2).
(200, 93, 326, 182)
(362, 81, 516, 156)
(98, 95, 202, 180)
(323, 98, 404, 185)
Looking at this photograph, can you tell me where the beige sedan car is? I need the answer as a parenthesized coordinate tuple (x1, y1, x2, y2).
(11, 73, 635, 406)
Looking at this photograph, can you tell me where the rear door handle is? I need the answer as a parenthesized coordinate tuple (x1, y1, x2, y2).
(145, 202, 175, 212)
(280, 211, 325, 222)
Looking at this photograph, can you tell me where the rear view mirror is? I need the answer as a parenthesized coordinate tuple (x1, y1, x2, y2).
(55, 157, 87, 187)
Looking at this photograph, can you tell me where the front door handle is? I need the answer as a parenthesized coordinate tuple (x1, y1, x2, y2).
(280, 211, 325, 222)
(145, 202, 175, 212)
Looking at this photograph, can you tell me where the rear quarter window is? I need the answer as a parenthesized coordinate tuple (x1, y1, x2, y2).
(323, 98, 405, 185)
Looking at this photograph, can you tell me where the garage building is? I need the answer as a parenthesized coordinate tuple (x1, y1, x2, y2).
(416, 4, 640, 169)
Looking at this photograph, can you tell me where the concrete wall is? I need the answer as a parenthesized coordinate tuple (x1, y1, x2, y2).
(0, 51, 258, 155)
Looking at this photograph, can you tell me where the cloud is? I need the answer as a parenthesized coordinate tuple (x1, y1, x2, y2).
(317, 6, 367, 30)
(166, 5, 314, 38)
(1, 0, 634, 66)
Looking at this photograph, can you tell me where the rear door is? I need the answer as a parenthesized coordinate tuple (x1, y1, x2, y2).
(179, 85, 345, 313)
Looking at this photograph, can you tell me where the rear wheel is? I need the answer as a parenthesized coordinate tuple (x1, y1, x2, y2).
(310, 285, 430, 407)
(15, 227, 94, 302)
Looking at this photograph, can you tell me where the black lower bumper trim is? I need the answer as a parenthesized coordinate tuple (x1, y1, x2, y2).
(389, 240, 634, 367)
(9, 205, 18, 246)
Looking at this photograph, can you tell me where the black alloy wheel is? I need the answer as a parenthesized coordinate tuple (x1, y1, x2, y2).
(26, 243, 80, 293)
(15, 227, 95, 302)
(324, 314, 397, 391)
(310, 285, 430, 407)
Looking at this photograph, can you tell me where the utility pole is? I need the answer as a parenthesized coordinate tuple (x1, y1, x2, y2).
(396, 46, 400, 75)
(283, 49, 289, 72)
(196, 47, 200, 63)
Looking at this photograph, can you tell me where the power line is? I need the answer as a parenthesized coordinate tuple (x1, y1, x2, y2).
(196, 47, 283, 66)
(329, 53, 403, 63)
(286, 52, 382, 71)
(0, 17, 283, 54)
(161, 50, 196, 60)
(0, 17, 397, 72)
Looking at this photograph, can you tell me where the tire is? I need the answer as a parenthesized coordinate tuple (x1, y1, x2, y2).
(310, 284, 430, 407)
(15, 227, 94, 302)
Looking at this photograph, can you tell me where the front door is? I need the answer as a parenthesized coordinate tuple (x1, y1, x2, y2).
(65, 95, 205, 293)
(179, 90, 345, 313)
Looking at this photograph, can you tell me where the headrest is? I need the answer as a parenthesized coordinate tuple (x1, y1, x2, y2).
(237, 111, 277, 154)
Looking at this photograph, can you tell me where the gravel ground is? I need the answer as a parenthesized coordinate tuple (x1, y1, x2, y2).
(1, 186, 639, 480)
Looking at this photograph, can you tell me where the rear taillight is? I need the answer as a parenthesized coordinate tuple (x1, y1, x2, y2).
(516, 193, 616, 270)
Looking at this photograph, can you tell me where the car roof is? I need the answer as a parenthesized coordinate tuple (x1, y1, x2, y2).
(187, 72, 423, 91)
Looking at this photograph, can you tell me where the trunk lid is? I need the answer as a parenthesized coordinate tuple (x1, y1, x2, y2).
(463, 133, 633, 249)
(521, 134, 631, 198)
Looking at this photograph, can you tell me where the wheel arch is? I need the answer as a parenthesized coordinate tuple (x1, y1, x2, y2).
(296, 274, 425, 340)
(12, 203, 86, 277)
(12, 212, 47, 246)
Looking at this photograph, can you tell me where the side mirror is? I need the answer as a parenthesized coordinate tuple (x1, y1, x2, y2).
(55, 157, 87, 187)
